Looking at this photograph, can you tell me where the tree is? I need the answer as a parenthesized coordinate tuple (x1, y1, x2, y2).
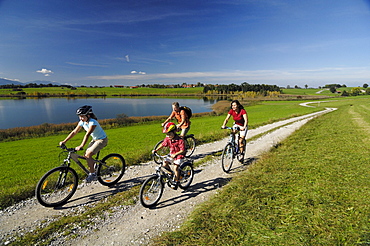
(329, 86, 337, 93)
(351, 87, 362, 96)
(363, 83, 368, 88)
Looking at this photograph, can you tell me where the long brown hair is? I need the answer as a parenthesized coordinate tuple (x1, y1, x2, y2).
(88, 113, 98, 120)
(231, 100, 244, 110)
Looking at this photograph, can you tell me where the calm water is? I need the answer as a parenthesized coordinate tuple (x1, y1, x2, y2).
(0, 97, 217, 129)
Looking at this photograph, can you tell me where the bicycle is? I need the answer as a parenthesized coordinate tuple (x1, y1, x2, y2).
(221, 126, 246, 173)
(35, 144, 125, 207)
(152, 133, 196, 164)
(140, 153, 194, 208)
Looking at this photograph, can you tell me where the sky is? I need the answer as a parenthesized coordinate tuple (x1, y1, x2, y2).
(0, 0, 370, 88)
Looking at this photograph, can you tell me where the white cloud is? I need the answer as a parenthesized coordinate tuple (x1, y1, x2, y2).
(1, 77, 20, 81)
(36, 68, 54, 76)
(36, 68, 53, 74)
(125, 55, 130, 62)
(131, 70, 146, 75)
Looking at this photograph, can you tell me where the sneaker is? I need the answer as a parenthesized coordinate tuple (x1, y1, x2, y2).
(85, 173, 98, 183)
(170, 181, 179, 190)
(238, 152, 244, 163)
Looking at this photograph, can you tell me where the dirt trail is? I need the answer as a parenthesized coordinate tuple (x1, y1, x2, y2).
(0, 107, 336, 246)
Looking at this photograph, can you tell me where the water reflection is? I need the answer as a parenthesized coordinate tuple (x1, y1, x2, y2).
(0, 97, 224, 129)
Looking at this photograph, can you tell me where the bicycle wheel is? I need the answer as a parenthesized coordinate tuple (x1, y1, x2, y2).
(35, 166, 78, 207)
(153, 140, 170, 164)
(178, 162, 194, 189)
(184, 136, 196, 157)
(221, 143, 235, 173)
(97, 153, 126, 186)
(139, 175, 164, 208)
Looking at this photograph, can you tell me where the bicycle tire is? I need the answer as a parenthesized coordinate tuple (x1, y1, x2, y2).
(184, 136, 196, 157)
(178, 162, 194, 189)
(221, 143, 235, 173)
(139, 175, 164, 208)
(153, 140, 170, 164)
(97, 153, 125, 186)
(35, 166, 78, 207)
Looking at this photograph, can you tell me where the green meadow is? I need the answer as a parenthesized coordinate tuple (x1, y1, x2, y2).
(281, 87, 358, 96)
(153, 97, 370, 245)
(1, 100, 322, 209)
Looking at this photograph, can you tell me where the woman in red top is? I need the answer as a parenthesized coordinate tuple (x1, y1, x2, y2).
(221, 100, 248, 154)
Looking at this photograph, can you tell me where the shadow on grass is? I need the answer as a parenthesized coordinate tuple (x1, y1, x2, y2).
(226, 156, 258, 174)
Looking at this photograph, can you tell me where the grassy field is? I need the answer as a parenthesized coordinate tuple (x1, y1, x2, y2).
(152, 97, 370, 245)
(281, 87, 358, 96)
(0, 100, 323, 209)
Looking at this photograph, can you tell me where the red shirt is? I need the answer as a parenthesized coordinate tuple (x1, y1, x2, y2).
(162, 135, 185, 160)
(228, 109, 247, 126)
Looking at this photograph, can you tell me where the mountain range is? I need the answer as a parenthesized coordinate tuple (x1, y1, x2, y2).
(0, 78, 61, 86)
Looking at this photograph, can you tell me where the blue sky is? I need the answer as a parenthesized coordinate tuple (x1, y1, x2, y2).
(0, 0, 369, 88)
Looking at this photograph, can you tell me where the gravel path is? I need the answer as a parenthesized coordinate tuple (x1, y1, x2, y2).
(0, 107, 336, 246)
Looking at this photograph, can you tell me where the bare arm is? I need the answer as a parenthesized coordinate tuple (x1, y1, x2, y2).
(152, 142, 164, 153)
(76, 125, 96, 150)
(60, 125, 82, 145)
(222, 114, 232, 128)
(162, 111, 175, 126)
(240, 112, 248, 131)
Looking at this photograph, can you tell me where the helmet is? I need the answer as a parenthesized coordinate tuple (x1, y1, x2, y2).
(162, 122, 176, 133)
(76, 105, 93, 116)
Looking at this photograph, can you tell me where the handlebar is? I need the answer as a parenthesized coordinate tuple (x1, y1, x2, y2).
(221, 126, 233, 130)
(152, 151, 169, 160)
(221, 126, 240, 130)
(58, 144, 82, 152)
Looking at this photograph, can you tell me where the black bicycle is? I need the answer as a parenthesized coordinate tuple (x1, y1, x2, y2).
(152, 134, 196, 164)
(35, 144, 125, 207)
(140, 153, 194, 208)
(221, 126, 246, 173)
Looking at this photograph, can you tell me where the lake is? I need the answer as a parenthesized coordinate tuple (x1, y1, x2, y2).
(0, 97, 218, 129)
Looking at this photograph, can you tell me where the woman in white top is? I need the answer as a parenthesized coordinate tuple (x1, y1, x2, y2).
(60, 105, 108, 182)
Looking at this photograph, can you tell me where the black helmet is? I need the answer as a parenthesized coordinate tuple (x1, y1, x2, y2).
(76, 105, 93, 115)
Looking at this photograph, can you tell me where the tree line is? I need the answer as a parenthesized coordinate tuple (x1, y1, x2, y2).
(203, 82, 281, 94)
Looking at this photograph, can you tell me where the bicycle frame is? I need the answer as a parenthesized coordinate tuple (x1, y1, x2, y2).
(152, 153, 191, 186)
(60, 146, 102, 175)
(224, 127, 241, 154)
(153, 155, 175, 182)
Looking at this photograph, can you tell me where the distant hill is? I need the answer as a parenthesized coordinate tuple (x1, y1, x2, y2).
(0, 78, 62, 86)
(0, 78, 24, 85)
